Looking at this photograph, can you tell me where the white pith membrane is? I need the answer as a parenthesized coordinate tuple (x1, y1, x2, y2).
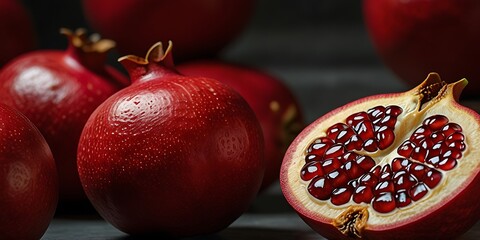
(282, 73, 480, 236)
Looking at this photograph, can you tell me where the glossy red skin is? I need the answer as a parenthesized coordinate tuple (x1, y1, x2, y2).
(82, 0, 255, 61)
(0, 0, 36, 66)
(78, 60, 265, 236)
(0, 103, 58, 239)
(363, 0, 480, 97)
(0, 46, 128, 201)
(178, 60, 304, 191)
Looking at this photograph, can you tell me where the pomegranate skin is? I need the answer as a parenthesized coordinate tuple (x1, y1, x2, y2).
(363, 0, 480, 98)
(78, 43, 265, 237)
(0, 0, 36, 66)
(0, 30, 128, 201)
(178, 60, 304, 191)
(0, 103, 58, 239)
(82, 0, 255, 61)
(280, 74, 480, 240)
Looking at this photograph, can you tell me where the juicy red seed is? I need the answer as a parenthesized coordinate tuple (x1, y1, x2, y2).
(363, 138, 378, 152)
(355, 155, 376, 171)
(336, 128, 355, 143)
(424, 169, 442, 188)
(392, 158, 410, 171)
(374, 180, 395, 194)
(308, 176, 334, 200)
(353, 185, 374, 204)
(322, 158, 342, 173)
(430, 132, 445, 143)
(409, 183, 428, 201)
(448, 141, 466, 151)
(345, 135, 363, 151)
(380, 165, 392, 180)
(385, 105, 403, 117)
(327, 169, 349, 188)
(342, 152, 359, 163)
(300, 161, 324, 181)
(442, 149, 462, 159)
(324, 144, 345, 159)
(348, 179, 359, 188)
(376, 126, 395, 150)
(342, 161, 365, 179)
(331, 187, 353, 205)
(346, 112, 369, 126)
(426, 156, 441, 166)
(327, 123, 349, 140)
(445, 132, 464, 145)
(370, 165, 381, 177)
(442, 123, 462, 138)
(408, 163, 428, 181)
(411, 146, 428, 162)
(423, 115, 449, 131)
(438, 157, 457, 171)
(307, 137, 333, 157)
(372, 192, 396, 213)
(305, 154, 319, 163)
(410, 126, 431, 144)
(393, 171, 417, 190)
(379, 115, 397, 128)
(358, 172, 378, 188)
(397, 141, 415, 158)
(395, 190, 412, 208)
(368, 106, 385, 120)
(353, 121, 375, 141)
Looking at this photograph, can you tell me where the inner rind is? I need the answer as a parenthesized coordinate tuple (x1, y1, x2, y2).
(300, 105, 466, 214)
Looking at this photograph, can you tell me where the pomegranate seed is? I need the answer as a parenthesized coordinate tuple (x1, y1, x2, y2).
(374, 180, 395, 195)
(331, 187, 353, 205)
(395, 190, 412, 208)
(370, 165, 381, 177)
(393, 171, 417, 190)
(348, 179, 359, 189)
(409, 182, 428, 201)
(442, 149, 462, 159)
(372, 192, 396, 213)
(352, 121, 375, 141)
(448, 141, 466, 151)
(336, 128, 355, 143)
(342, 161, 365, 179)
(300, 161, 324, 181)
(385, 105, 402, 117)
(322, 158, 342, 173)
(308, 176, 334, 200)
(305, 154, 319, 163)
(429, 132, 445, 143)
(437, 157, 457, 171)
(410, 126, 431, 144)
(397, 141, 415, 158)
(358, 172, 378, 188)
(380, 165, 392, 180)
(327, 169, 349, 188)
(345, 135, 363, 151)
(445, 132, 464, 145)
(353, 185, 374, 204)
(327, 123, 349, 140)
(355, 155, 376, 171)
(423, 115, 449, 131)
(423, 169, 442, 188)
(363, 138, 378, 152)
(426, 156, 441, 166)
(342, 151, 359, 163)
(411, 146, 428, 162)
(324, 144, 345, 159)
(408, 163, 428, 181)
(441, 123, 462, 138)
(392, 158, 410, 171)
(308, 137, 334, 157)
(376, 126, 395, 150)
(346, 112, 369, 126)
(379, 115, 396, 128)
(367, 106, 385, 120)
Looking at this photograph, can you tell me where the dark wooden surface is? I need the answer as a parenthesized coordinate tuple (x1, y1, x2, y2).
(41, 1, 479, 239)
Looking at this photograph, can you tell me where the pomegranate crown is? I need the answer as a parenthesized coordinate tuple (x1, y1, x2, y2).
(60, 28, 115, 53)
(117, 41, 175, 69)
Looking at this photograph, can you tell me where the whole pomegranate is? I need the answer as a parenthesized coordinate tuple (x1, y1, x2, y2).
(81, 0, 255, 61)
(0, 0, 36, 66)
(178, 60, 304, 191)
(363, 0, 480, 98)
(281, 73, 480, 239)
(0, 29, 128, 201)
(0, 103, 58, 239)
(77, 42, 265, 237)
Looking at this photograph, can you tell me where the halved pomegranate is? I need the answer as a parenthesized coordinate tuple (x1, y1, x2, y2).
(280, 73, 480, 239)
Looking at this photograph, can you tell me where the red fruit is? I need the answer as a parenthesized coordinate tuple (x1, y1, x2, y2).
(82, 0, 255, 62)
(0, 0, 36, 66)
(0, 29, 128, 201)
(178, 60, 304, 191)
(0, 103, 58, 239)
(280, 73, 480, 239)
(363, 0, 480, 98)
(77, 42, 265, 237)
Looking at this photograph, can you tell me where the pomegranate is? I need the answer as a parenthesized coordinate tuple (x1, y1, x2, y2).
(0, 29, 128, 201)
(77, 42, 265, 237)
(82, 0, 255, 62)
(0, 0, 36, 66)
(363, 0, 480, 98)
(280, 73, 480, 239)
(178, 60, 304, 191)
(0, 103, 58, 239)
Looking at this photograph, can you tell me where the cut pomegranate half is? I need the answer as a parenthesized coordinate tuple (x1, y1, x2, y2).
(280, 73, 480, 240)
